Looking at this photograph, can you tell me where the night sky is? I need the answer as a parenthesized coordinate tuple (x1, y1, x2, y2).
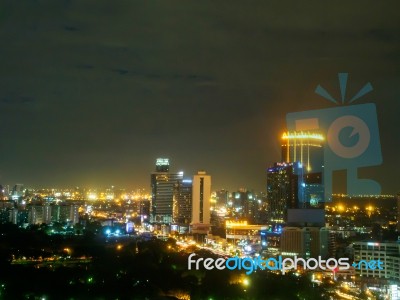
(0, 1, 399, 193)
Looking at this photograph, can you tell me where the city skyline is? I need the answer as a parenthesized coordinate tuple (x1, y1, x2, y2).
(1, 2, 400, 299)
(0, 1, 399, 193)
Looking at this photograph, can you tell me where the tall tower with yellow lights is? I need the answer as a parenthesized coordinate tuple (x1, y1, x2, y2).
(281, 131, 325, 207)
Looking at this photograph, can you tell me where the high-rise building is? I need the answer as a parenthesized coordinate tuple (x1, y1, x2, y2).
(281, 131, 325, 206)
(215, 189, 228, 207)
(151, 158, 183, 224)
(28, 205, 44, 224)
(14, 209, 28, 225)
(51, 204, 80, 224)
(68, 205, 80, 224)
(267, 162, 303, 224)
(0, 202, 14, 223)
(173, 179, 192, 225)
(353, 241, 400, 282)
(27, 204, 80, 225)
(191, 171, 211, 234)
(397, 192, 400, 232)
(0, 208, 11, 224)
(281, 131, 324, 172)
(11, 184, 24, 201)
(231, 189, 257, 223)
(280, 227, 329, 259)
(43, 204, 52, 224)
(0, 185, 5, 200)
(139, 199, 150, 223)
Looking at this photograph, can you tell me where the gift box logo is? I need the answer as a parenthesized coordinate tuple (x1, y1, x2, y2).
(286, 73, 382, 201)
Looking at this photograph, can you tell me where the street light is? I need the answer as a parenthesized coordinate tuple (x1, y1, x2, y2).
(242, 278, 249, 287)
(63, 248, 71, 257)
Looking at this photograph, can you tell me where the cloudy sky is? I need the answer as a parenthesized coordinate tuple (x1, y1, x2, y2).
(0, 0, 399, 193)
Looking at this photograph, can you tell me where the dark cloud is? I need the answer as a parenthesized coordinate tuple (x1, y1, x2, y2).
(0, 96, 36, 105)
(64, 25, 79, 32)
(76, 64, 95, 70)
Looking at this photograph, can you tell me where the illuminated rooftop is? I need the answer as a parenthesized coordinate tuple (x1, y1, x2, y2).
(156, 158, 170, 166)
(282, 131, 324, 141)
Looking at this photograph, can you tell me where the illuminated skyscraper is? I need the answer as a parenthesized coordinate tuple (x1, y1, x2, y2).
(191, 171, 211, 234)
(267, 162, 303, 224)
(173, 179, 192, 225)
(281, 131, 325, 206)
(151, 158, 183, 224)
(281, 131, 324, 172)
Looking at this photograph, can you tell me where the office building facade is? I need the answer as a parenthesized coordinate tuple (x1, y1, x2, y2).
(173, 179, 193, 225)
(151, 158, 183, 224)
(280, 227, 329, 259)
(191, 171, 211, 234)
(27, 204, 80, 225)
(353, 241, 400, 282)
(267, 162, 303, 224)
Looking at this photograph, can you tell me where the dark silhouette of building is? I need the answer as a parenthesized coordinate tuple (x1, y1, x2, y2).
(215, 189, 228, 207)
(173, 179, 192, 225)
(397, 192, 400, 232)
(267, 162, 302, 224)
(139, 199, 150, 222)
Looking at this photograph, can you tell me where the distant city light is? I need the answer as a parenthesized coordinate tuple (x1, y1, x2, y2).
(88, 193, 97, 200)
(367, 242, 380, 246)
(242, 278, 250, 286)
(226, 221, 248, 226)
